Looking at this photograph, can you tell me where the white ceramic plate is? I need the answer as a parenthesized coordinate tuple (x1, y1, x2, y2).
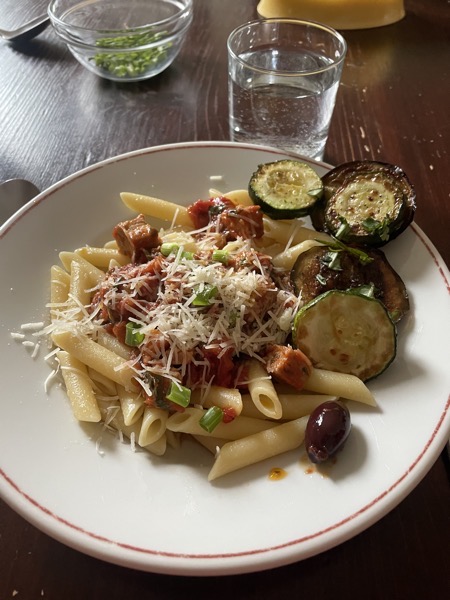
(1, 142, 449, 576)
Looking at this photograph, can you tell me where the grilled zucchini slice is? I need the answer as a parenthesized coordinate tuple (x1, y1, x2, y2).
(290, 245, 409, 323)
(248, 160, 323, 220)
(292, 290, 396, 381)
(310, 160, 416, 246)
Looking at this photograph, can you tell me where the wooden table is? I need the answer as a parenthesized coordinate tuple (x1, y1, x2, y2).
(1, 1, 449, 597)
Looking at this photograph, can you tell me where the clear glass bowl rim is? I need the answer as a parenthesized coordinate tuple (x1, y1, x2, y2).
(48, 0, 193, 37)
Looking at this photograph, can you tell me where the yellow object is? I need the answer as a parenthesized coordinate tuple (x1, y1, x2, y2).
(257, 0, 405, 30)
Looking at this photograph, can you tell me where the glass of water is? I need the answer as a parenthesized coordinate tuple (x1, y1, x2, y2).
(227, 19, 347, 161)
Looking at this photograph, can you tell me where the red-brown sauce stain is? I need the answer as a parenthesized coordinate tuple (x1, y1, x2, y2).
(299, 451, 337, 477)
(268, 467, 288, 481)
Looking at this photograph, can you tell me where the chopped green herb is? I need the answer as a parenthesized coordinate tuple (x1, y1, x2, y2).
(199, 406, 224, 433)
(192, 284, 218, 307)
(335, 219, 351, 240)
(349, 283, 376, 298)
(166, 381, 191, 408)
(160, 243, 194, 260)
(316, 273, 327, 286)
(212, 250, 229, 264)
(316, 238, 374, 266)
(161, 243, 179, 256)
(322, 251, 342, 271)
(362, 217, 390, 242)
(90, 31, 170, 79)
(125, 322, 145, 346)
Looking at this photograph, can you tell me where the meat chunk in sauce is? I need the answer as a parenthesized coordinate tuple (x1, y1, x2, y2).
(265, 344, 312, 391)
(188, 197, 264, 240)
(113, 214, 161, 263)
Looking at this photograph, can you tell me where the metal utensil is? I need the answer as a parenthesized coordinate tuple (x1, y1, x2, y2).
(0, 179, 40, 224)
(0, 14, 49, 43)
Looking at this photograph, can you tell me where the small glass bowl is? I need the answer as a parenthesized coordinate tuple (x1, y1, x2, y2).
(48, 0, 193, 82)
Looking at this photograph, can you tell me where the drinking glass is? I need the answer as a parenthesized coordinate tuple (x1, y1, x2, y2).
(227, 19, 347, 161)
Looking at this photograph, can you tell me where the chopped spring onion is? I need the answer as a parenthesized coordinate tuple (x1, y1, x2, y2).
(166, 381, 191, 408)
(212, 250, 229, 264)
(323, 251, 342, 271)
(349, 283, 376, 298)
(335, 219, 351, 240)
(192, 284, 218, 307)
(160, 243, 194, 260)
(199, 406, 224, 433)
(90, 31, 169, 79)
(125, 322, 145, 346)
(161, 243, 179, 256)
(316, 237, 374, 266)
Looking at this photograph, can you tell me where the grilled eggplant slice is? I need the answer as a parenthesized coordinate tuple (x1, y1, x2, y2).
(292, 290, 397, 381)
(249, 160, 323, 220)
(291, 244, 409, 323)
(310, 161, 416, 246)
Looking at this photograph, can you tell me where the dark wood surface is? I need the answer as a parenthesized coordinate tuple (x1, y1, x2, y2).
(1, 1, 449, 597)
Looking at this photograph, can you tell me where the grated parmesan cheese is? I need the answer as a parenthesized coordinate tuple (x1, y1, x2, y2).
(44, 212, 302, 395)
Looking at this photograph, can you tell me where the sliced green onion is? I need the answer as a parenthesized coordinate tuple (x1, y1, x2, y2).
(199, 406, 224, 433)
(160, 243, 179, 256)
(90, 31, 169, 79)
(125, 322, 145, 346)
(335, 220, 351, 240)
(350, 283, 376, 298)
(192, 284, 218, 307)
(212, 250, 229, 264)
(316, 238, 374, 266)
(166, 381, 191, 408)
(322, 251, 342, 271)
(161, 243, 194, 260)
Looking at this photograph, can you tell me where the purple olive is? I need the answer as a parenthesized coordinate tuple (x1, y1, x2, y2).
(305, 401, 351, 463)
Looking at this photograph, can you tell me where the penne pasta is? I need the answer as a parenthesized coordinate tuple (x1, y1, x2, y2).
(192, 435, 226, 454)
(220, 188, 253, 206)
(191, 385, 243, 416)
(247, 359, 282, 420)
(165, 429, 182, 450)
(88, 367, 118, 396)
(262, 216, 332, 247)
(50, 265, 70, 305)
(304, 368, 377, 406)
(68, 260, 92, 315)
(44, 181, 390, 482)
(57, 351, 101, 422)
(58, 252, 106, 286)
(117, 385, 145, 426)
(51, 330, 136, 390)
(208, 416, 309, 481)
(96, 329, 132, 360)
(75, 246, 129, 268)
(138, 406, 168, 446)
(241, 393, 338, 420)
(271, 239, 323, 270)
(120, 192, 193, 227)
(100, 401, 167, 456)
(166, 407, 274, 440)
